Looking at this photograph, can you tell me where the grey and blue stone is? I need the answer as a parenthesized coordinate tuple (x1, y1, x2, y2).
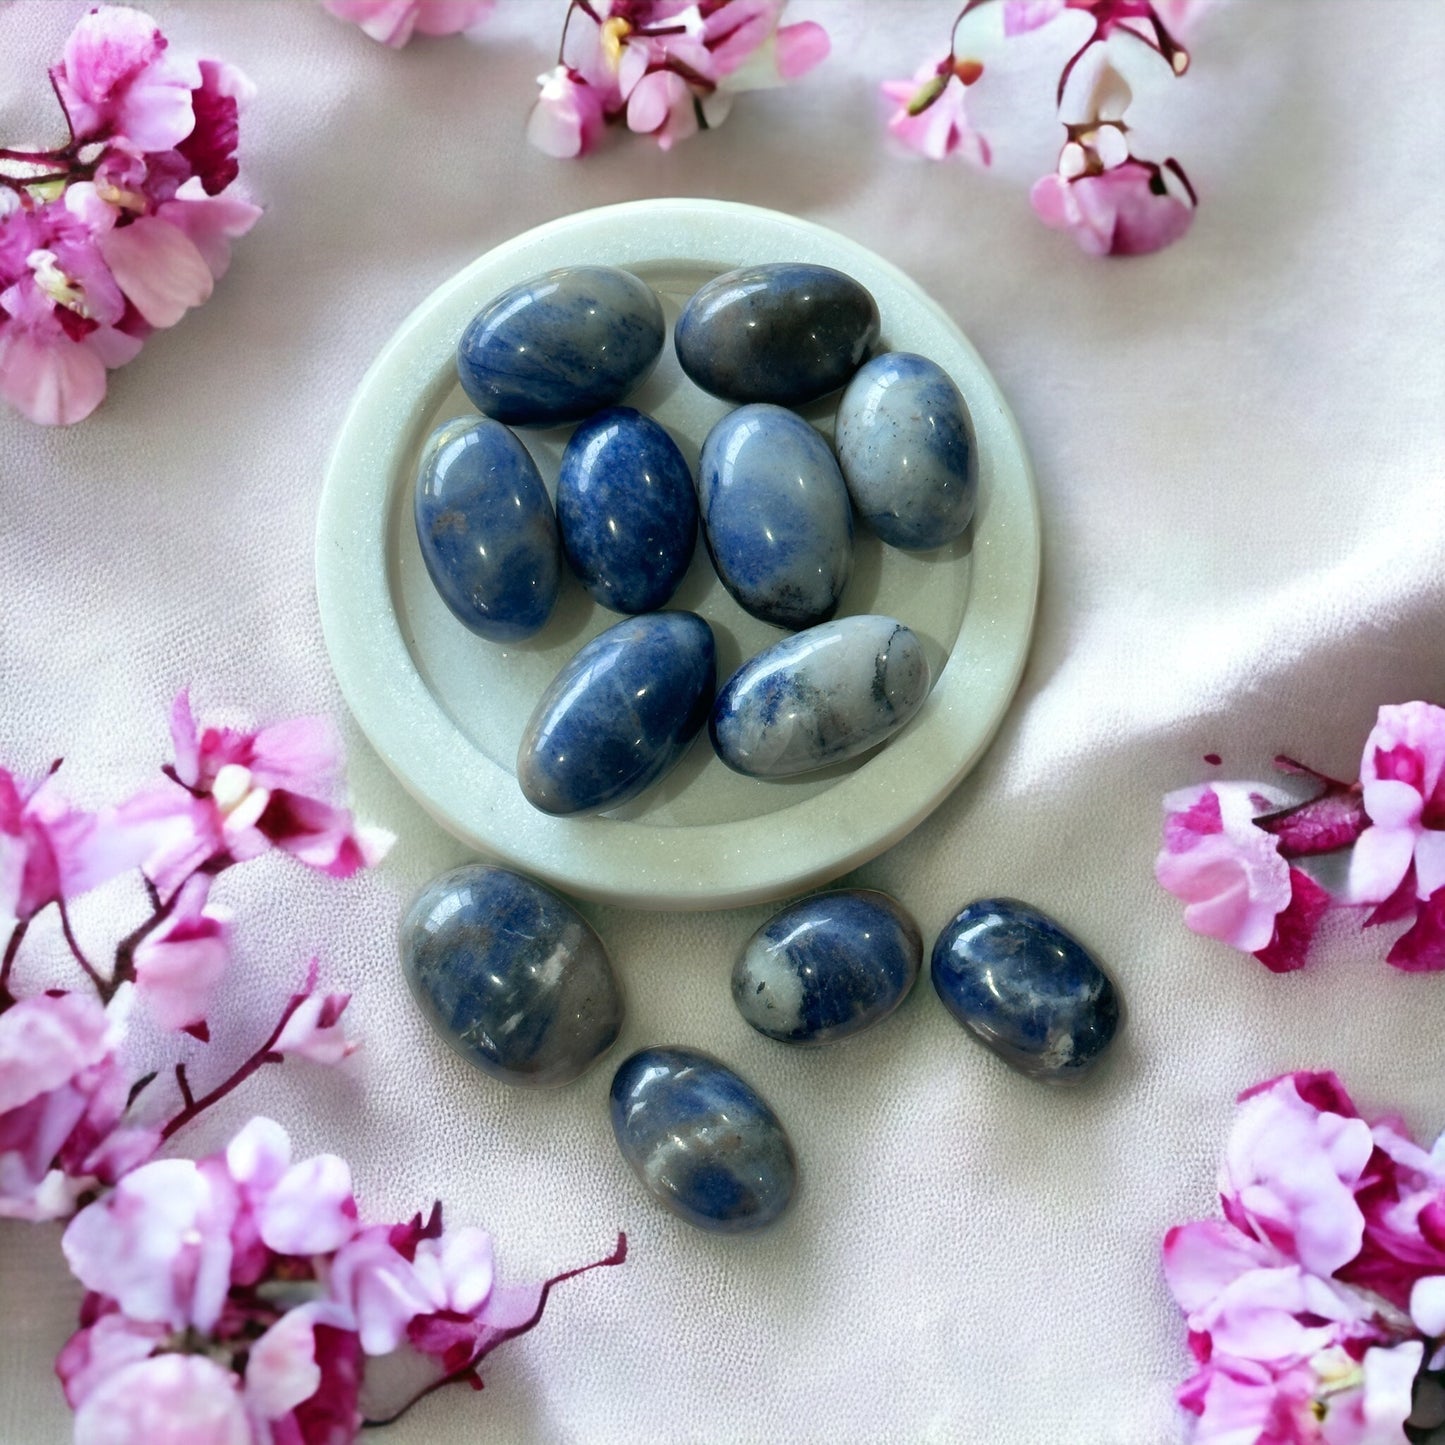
(711, 615, 930, 779)
(835, 352, 976, 551)
(674, 263, 880, 407)
(609, 1046, 797, 1234)
(556, 407, 697, 614)
(930, 898, 1122, 1085)
(698, 404, 853, 631)
(399, 864, 623, 1089)
(414, 416, 559, 641)
(733, 889, 922, 1045)
(456, 266, 665, 428)
(518, 611, 715, 816)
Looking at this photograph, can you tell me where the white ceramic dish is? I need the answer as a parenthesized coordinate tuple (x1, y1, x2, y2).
(316, 199, 1039, 910)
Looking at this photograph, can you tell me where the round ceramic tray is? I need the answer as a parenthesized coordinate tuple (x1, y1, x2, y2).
(317, 199, 1039, 910)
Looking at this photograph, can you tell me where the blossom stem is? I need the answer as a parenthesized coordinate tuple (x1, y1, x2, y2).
(0, 146, 64, 163)
(57, 897, 108, 997)
(0, 919, 29, 1010)
(557, 0, 599, 64)
(361, 1233, 630, 1428)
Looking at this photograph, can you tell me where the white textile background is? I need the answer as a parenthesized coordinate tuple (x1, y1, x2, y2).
(2, 1, 1444, 1441)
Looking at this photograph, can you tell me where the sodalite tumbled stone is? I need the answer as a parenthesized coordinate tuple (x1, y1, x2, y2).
(733, 890, 921, 1045)
(675, 263, 880, 406)
(930, 898, 1122, 1084)
(835, 352, 976, 551)
(711, 615, 930, 779)
(399, 864, 622, 1088)
(457, 266, 665, 427)
(517, 612, 715, 815)
(414, 416, 559, 641)
(556, 407, 697, 614)
(610, 1046, 797, 1234)
(698, 404, 852, 630)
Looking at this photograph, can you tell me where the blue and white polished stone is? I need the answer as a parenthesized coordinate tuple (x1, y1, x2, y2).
(609, 1046, 797, 1234)
(414, 416, 559, 641)
(457, 266, 665, 427)
(733, 889, 921, 1045)
(835, 352, 976, 551)
(556, 407, 697, 614)
(517, 612, 715, 815)
(674, 263, 880, 406)
(711, 615, 930, 779)
(930, 898, 1122, 1085)
(399, 864, 622, 1088)
(698, 404, 853, 631)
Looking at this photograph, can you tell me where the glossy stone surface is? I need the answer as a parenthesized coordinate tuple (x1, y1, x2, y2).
(556, 407, 697, 614)
(457, 266, 665, 427)
(518, 612, 715, 815)
(930, 898, 1122, 1084)
(698, 404, 852, 630)
(835, 352, 976, 551)
(675, 263, 880, 407)
(733, 889, 921, 1045)
(712, 615, 930, 779)
(414, 416, 559, 641)
(399, 864, 622, 1088)
(610, 1046, 797, 1234)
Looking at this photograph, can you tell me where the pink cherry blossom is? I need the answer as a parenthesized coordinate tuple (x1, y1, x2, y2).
(626, 69, 701, 150)
(321, 0, 495, 47)
(273, 986, 356, 1065)
(527, 67, 608, 158)
(72, 1352, 252, 1445)
(132, 873, 231, 1034)
(1349, 703, 1445, 901)
(176, 60, 254, 196)
(882, 64, 991, 166)
(156, 180, 262, 282)
(1031, 157, 1195, 256)
(97, 212, 214, 328)
(244, 1299, 362, 1436)
(326, 1223, 433, 1355)
(51, 6, 202, 152)
(56, 1305, 168, 1409)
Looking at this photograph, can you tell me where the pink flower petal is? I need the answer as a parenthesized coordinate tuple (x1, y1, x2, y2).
(259, 1153, 358, 1255)
(224, 1115, 291, 1191)
(1252, 867, 1331, 973)
(97, 216, 214, 329)
(1385, 889, 1445, 972)
(56, 1309, 166, 1409)
(72, 1353, 250, 1445)
(132, 873, 232, 1032)
(1003, 0, 1065, 35)
(1255, 784, 1369, 858)
(774, 21, 829, 80)
(0, 324, 107, 425)
(156, 182, 262, 282)
(1350, 820, 1421, 905)
(527, 67, 608, 159)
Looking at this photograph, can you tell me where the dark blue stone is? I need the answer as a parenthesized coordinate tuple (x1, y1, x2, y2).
(733, 889, 921, 1044)
(457, 266, 665, 428)
(698, 405, 852, 631)
(556, 407, 697, 614)
(930, 898, 1122, 1084)
(675, 263, 880, 407)
(610, 1046, 797, 1234)
(399, 864, 623, 1088)
(517, 612, 715, 816)
(414, 416, 559, 641)
(835, 352, 976, 551)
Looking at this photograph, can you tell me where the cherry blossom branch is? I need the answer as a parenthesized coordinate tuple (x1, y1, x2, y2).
(0, 920, 29, 1009)
(107, 854, 231, 999)
(56, 897, 107, 996)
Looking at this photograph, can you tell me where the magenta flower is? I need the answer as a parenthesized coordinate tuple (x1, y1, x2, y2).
(131, 873, 232, 1036)
(1155, 782, 1331, 972)
(321, 0, 495, 47)
(1031, 157, 1195, 256)
(881, 62, 991, 166)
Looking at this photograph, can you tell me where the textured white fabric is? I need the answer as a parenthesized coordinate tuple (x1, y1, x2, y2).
(2, 2, 1444, 1441)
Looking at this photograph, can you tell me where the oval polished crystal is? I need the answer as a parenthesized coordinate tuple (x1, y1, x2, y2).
(609, 1046, 797, 1234)
(399, 864, 623, 1088)
(711, 615, 930, 779)
(517, 611, 716, 815)
(674, 262, 880, 406)
(733, 889, 922, 1044)
(697, 404, 852, 631)
(556, 406, 698, 614)
(835, 351, 976, 550)
(456, 265, 665, 427)
(930, 898, 1122, 1084)
(413, 416, 559, 641)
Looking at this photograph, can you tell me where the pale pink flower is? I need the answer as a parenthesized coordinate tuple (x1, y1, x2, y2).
(56, 1306, 169, 1409)
(244, 1299, 361, 1434)
(626, 69, 701, 150)
(132, 873, 232, 1034)
(325, 1223, 432, 1355)
(274, 987, 356, 1065)
(881, 64, 991, 166)
(527, 67, 608, 159)
(321, 0, 494, 47)
(51, 6, 202, 151)
(96, 214, 214, 328)
(72, 1352, 252, 1445)
(702, 2, 829, 88)
(1031, 157, 1195, 255)
(226, 1117, 358, 1257)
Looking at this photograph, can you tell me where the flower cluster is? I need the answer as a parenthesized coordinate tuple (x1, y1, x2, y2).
(0, 6, 260, 425)
(528, 1, 830, 158)
(883, 0, 1203, 256)
(1155, 702, 1445, 973)
(56, 1114, 627, 1442)
(1164, 1072, 1445, 1443)
(320, 0, 495, 48)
